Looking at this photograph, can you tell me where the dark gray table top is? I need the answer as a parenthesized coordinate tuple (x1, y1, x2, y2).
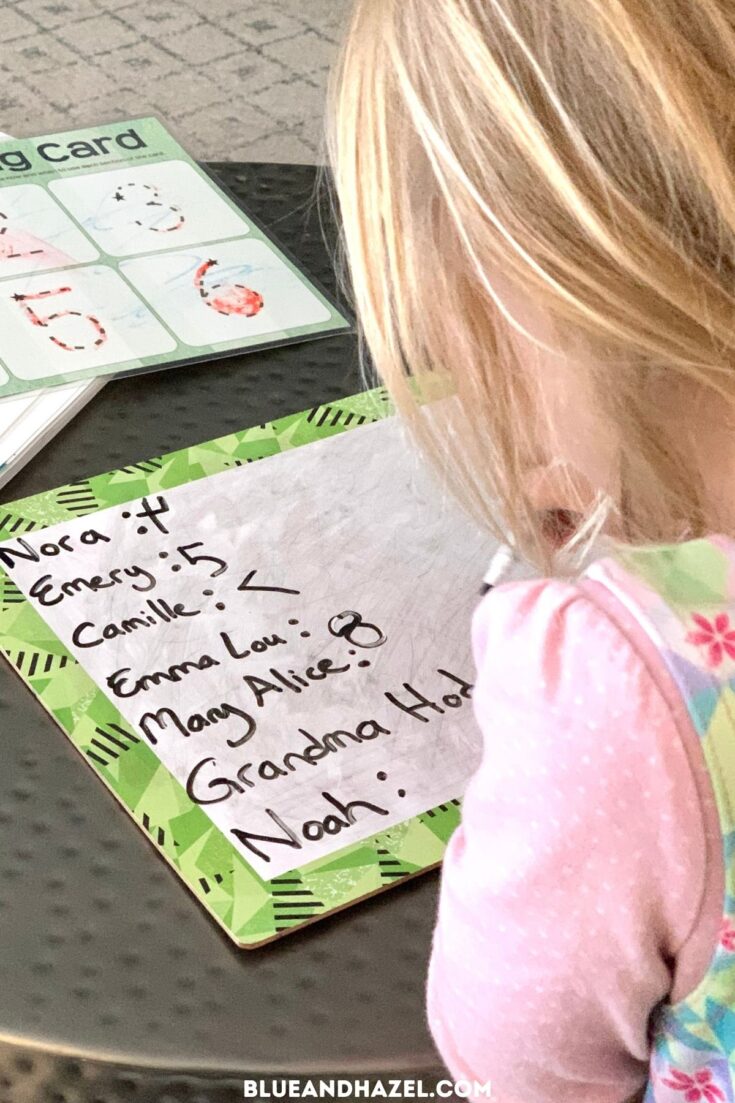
(0, 163, 443, 1103)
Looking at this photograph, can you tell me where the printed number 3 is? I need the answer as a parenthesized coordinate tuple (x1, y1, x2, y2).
(12, 287, 107, 352)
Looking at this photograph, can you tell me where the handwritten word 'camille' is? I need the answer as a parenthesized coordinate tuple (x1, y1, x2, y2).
(72, 597, 201, 647)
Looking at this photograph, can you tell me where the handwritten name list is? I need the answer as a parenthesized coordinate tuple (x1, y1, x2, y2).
(0, 419, 490, 878)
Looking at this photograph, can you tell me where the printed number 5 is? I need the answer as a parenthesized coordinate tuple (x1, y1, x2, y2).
(12, 286, 107, 352)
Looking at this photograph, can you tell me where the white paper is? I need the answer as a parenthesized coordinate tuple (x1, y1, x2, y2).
(1, 419, 492, 878)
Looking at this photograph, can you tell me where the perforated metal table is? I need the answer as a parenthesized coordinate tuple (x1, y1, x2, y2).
(0, 164, 444, 1103)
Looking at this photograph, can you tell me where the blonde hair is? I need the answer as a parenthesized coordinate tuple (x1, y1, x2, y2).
(328, 0, 735, 569)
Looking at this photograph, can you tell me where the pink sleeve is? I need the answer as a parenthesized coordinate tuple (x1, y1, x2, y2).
(427, 578, 724, 1103)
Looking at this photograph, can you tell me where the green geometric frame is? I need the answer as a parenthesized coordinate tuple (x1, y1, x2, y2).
(0, 389, 461, 947)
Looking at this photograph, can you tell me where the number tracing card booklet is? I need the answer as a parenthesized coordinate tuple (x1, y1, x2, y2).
(0, 395, 490, 946)
(0, 118, 351, 398)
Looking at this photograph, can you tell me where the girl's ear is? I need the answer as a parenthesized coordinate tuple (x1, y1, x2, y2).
(522, 463, 622, 548)
(521, 464, 583, 549)
(522, 462, 596, 517)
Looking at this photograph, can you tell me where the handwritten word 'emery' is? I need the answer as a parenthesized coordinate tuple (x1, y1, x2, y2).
(29, 565, 157, 606)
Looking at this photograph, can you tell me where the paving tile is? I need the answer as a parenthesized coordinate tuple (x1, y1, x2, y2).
(160, 21, 242, 66)
(130, 67, 223, 122)
(262, 29, 339, 80)
(179, 100, 272, 161)
(250, 77, 327, 133)
(6, 31, 78, 73)
(103, 40, 180, 82)
(0, 0, 348, 163)
(212, 51, 288, 96)
(110, 0, 202, 40)
(16, 0, 101, 29)
(55, 11, 139, 55)
(225, 2, 304, 46)
(1, 7, 37, 41)
(46, 59, 131, 111)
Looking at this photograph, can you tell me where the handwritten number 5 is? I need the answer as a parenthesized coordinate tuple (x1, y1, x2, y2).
(177, 542, 228, 577)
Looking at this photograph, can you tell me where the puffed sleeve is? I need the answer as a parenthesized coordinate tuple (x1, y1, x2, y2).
(427, 578, 714, 1103)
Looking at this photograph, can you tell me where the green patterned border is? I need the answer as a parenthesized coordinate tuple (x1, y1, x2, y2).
(0, 389, 461, 947)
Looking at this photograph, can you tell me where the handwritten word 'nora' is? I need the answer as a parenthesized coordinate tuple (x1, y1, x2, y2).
(0, 530, 111, 570)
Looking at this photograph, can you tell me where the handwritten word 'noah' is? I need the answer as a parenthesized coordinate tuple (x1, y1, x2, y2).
(230, 790, 390, 863)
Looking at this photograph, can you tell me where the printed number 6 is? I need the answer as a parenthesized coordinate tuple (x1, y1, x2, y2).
(13, 287, 107, 352)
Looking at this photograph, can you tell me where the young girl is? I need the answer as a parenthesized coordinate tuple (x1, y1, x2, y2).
(330, 2, 735, 1101)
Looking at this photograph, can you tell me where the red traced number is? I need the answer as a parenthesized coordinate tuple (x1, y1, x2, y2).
(0, 211, 43, 260)
(194, 258, 264, 317)
(13, 287, 107, 352)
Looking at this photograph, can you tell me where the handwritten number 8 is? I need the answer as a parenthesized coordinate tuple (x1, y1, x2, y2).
(327, 611, 387, 649)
